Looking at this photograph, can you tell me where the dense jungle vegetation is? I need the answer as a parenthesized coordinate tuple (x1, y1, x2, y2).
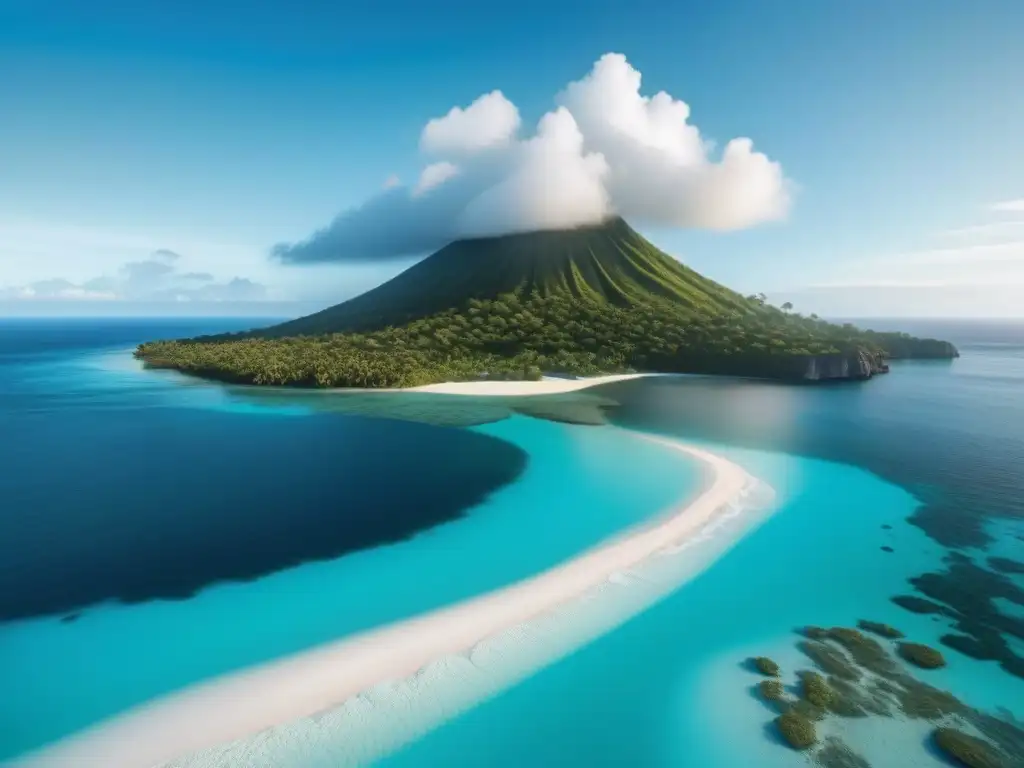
(136, 289, 956, 388)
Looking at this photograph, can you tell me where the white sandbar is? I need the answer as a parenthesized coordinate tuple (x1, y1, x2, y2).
(20, 433, 770, 768)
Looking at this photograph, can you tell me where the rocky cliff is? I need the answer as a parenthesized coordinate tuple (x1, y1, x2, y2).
(799, 349, 889, 382)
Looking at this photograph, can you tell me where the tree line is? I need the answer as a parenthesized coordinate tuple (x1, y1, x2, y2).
(136, 290, 956, 388)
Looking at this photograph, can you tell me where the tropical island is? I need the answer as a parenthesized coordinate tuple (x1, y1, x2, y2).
(135, 218, 958, 388)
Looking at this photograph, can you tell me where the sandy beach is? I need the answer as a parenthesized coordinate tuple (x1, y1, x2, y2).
(20, 432, 766, 768)
(404, 373, 652, 397)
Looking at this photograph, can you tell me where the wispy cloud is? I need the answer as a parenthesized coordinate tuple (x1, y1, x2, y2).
(0, 250, 267, 303)
(991, 199, 1024, 213)
(770, 283, 1024, 319)
(811, 240, 1024, 289)
(151, 248, 183, 261)
(936, 220, 1024, 240)
(4, 278, 118, 301)
(813, 207, 1024, 291)
(896, 240, 1024, 267)
(820, 200, 1024, 290)
(0, 216, 262, 285)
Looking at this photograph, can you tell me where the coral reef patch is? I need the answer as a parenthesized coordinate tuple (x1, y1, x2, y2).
(744, 626, 1024, 767)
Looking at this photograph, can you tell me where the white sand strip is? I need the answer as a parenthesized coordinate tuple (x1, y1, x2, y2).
(18, 434, 772, 768)
(403, 373, 651, 396)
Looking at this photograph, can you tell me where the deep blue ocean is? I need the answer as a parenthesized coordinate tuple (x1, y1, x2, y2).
(2, 317, 1023, 767)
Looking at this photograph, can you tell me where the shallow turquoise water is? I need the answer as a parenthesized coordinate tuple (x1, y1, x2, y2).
(384, 445, 1021, 767)
(1, 323, 697, 761)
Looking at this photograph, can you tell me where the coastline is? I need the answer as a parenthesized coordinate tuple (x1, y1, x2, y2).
(139, 355, 656, 398)
(18, 433, 773, 768)
(284, 372, 656, 398)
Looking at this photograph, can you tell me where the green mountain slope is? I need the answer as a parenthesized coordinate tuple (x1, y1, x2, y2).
(136, 218, 958, 388)
(261, 217, 753, 336)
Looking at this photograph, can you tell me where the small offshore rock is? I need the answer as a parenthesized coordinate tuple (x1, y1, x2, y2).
(776, 709, 817, 750)
(898, 642, 947, 669)
(752, 656, 781, 676)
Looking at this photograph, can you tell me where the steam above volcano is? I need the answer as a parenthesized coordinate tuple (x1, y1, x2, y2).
(273, 53, 791, 264)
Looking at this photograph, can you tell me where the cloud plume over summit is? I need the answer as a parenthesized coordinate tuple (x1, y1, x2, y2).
(275, 53, 791, 264)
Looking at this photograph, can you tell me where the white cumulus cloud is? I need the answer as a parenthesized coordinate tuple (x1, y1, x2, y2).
(459, 108, 611, 236)
(556, 54, 788, 230)
(420, 90, 521, 156)
(275, 52, 791, 263)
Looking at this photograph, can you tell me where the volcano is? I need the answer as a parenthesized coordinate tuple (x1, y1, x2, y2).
(259, 217, 752, 337)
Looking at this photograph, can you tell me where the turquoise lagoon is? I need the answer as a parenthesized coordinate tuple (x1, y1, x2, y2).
(1, 320, 696, 762)
(3, 319, 1024, 767)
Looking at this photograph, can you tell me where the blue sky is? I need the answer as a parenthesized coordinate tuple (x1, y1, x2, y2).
(1, 0, 1023, 317)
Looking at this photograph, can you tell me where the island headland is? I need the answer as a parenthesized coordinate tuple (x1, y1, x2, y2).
(135, 217, 958, 388)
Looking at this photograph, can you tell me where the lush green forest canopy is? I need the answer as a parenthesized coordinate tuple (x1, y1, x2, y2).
(136, 219, 957, 388)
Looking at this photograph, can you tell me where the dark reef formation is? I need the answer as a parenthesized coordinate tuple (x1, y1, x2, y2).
(777, 709, 818, 749)
(891, 595, 951, 616)
(933, 726, 1008, 768)
(759, 679, 785, 702)
(746, 624, 1024, 768)
(797, 639, 861, 682)
(799, 670, 835, 708)
(902, 552, 1024, 680)
(816, 737, 871, 768)
(909, 502, 993, 550)
(897, 642, 947, 669)
(752, 656, 781, 676)
(989, 557, 1024, 576)
(857, 620, 904, 639)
